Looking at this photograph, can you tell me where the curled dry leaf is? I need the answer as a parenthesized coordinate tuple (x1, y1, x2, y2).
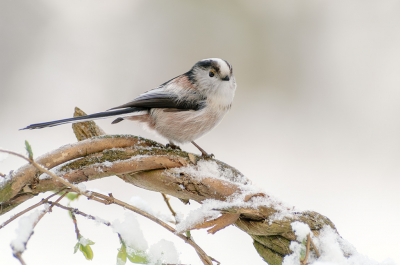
(244, 193, 266, 202)
(188, 153, 197, 164)
(193, 213, 241, 234)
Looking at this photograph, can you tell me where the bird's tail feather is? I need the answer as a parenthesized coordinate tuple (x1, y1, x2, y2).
(21, 107, 146, 130)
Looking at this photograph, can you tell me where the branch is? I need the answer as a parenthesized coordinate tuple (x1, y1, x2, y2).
(0, 188, 67, 229)
(51, 202, 111, 226)
(0, 107, 343, 265)
(11, 191, 69, 264)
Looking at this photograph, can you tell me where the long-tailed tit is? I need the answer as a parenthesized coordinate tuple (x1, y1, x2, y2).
(22, 58, 236, 156)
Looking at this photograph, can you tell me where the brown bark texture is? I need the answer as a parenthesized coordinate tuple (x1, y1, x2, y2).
(0, 107, 340, 265)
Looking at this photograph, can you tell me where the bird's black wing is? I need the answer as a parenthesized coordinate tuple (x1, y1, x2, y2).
(109, 91, 206, 111)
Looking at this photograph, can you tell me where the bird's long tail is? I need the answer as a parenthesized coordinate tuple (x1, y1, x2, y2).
(21, 107, 146, 130)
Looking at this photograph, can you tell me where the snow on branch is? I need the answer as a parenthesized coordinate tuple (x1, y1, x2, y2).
(0, 107, 364, 265)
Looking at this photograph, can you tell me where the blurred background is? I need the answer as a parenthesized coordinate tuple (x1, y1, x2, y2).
(1, 0, 399, 264)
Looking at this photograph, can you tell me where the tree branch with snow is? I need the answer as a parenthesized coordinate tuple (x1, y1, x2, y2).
(0, 107, 364, 265)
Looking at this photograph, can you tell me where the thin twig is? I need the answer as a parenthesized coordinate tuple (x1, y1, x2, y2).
(0, 189, 68, 229)
(50, 202, 111, 226)
(0, 172, 5, 177)
(11, 191, 69, 263)
(89, 191, 213, 265)
(36, 191, 69, 223)
(309, 234, 320, 258)
(0, 149, 31, 163)
(162, 193, 177, 219)
(301, 234, 312, 265)
(209, 256, 221, 265)
(0, 148, 214, 265)
(0, 149, 81, 194)
(13, 252, 26, 265)
(70, 211, 81, 239)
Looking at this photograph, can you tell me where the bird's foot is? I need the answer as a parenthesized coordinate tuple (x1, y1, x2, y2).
(166, 143, 182, 151)
(191, 141, 214, 159)
(200, 152, 215, 159)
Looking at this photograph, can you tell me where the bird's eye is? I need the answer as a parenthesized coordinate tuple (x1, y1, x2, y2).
(209, 71, 215, 77)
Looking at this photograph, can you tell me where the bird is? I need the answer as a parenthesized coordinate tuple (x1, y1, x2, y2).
(22, 58, 237, 156)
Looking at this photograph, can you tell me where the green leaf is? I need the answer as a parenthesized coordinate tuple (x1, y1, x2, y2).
(82, 238, 95, 246)
(117, 244, 127, 265)
(80, 243, 94, 260)
(127, 249, 148, 264)
(73, 238, 95, 260)
(24, 140, 33, 160)
(74, 242, 80, 254)
(66, 192, 80, 201)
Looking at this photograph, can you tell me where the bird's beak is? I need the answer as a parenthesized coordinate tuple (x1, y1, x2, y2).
(222, 76, 230, 81)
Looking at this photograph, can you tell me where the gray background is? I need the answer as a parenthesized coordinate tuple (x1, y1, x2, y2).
(0, 1, 399, 264)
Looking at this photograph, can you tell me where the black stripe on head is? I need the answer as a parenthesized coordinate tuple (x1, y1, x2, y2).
(223, 59, 233, 74)
(193, 59, 221, 74)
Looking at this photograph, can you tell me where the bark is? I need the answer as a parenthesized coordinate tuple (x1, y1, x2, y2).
(0, 108, 341, 265)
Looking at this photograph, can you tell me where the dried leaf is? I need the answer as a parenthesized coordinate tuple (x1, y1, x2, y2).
(193, 213, 240, 234)
(244, 193, 266, 202)
(188, 153, 196, 164)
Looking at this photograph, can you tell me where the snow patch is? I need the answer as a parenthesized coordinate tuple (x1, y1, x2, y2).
(283, 225, 394, 265)
(129, 196, 174, 223)
(148, 239, 180, 264)
(169, 160, 249, 184)
(176, 192, 295, 233)
(291, 221, 311, 242)
(76, 183, 86, 192)
(10, 208, 45, 253)
(78, 237, 91, 247)
(112, 212, 148, 251)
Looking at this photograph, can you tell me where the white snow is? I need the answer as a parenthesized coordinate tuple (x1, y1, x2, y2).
(169, 160, 249, 184)
(291, 221, 312, 242)
(175, 203, 220, 233)
(10, 208, 45, 253)
(176, 192, 294, 233)
(78, 237, 91, 247)
(38, 156, 83, 180)
(102, 160, 114, 167)
(129, 196, 174, 223)
(112, 212, 148, 251)
(91, 215, 109, 226)
(129, 196, 154, 215)
(283, 225, 397, 265)
(76, 183, 86, 192)
(148, 239, 180, 264)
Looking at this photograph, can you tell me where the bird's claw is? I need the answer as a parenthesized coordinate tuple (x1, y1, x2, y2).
(166, 143, 182, 151)
(200, 153, 214, 159)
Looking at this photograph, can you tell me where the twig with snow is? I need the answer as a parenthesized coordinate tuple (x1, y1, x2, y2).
(0, 188, 68, 230)
(11, 191, 68, 264)
(0, 112, 353, 265)
(88, 191, 214, 265)
(70, 211, 81, 239)
(0, 148, 214, 265)
(50, 202, 111, 226)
